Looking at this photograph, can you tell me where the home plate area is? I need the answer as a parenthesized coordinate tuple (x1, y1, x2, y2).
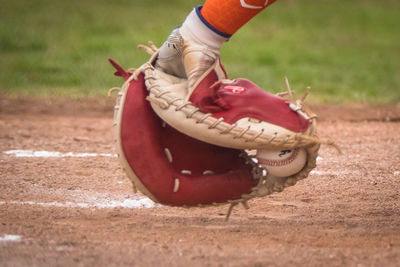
(0, 109, 399, 266)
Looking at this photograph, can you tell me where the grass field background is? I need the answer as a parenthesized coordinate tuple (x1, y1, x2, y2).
(1, 0, 399, 103)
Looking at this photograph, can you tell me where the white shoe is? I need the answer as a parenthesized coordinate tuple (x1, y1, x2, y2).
(181, 34, 219, 90)
(155, 8, 228, 91)
(154, 28, 186, 78)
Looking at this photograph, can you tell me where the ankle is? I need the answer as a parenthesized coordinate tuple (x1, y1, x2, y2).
(179, 6, 229, 54)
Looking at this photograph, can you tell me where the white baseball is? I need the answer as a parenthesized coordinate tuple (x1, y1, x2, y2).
(256, 148, 307, 177)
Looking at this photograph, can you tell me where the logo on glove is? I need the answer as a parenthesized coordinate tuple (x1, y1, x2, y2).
(225, 86, 246, 94)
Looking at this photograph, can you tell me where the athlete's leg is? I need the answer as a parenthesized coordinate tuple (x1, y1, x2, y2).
(201, 0, 277, 36)
(155, 0, 277, 89)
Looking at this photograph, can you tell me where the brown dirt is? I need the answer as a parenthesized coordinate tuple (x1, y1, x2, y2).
(0, 96, 399, 266)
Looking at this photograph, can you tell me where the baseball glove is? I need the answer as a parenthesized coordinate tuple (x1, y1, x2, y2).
(109, 42, 320, 219)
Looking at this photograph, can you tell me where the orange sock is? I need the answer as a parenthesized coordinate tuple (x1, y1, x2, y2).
(200, 0, 277, 36)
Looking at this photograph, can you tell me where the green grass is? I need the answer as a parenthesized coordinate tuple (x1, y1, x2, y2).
(1, 0, 399, 102)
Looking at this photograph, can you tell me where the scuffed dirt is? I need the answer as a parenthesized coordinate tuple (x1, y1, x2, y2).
(0, 97, 399, 266)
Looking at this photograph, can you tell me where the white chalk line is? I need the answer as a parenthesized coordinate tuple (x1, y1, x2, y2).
(0, 182, 157, 209)
(0, 198, 156, 209)
(3, 150, 117, 158)
(0, 234, 22, 243)
(1, 150, 154, 210)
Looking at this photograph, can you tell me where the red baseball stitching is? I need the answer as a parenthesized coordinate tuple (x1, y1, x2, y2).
(258, 148, 300, 167)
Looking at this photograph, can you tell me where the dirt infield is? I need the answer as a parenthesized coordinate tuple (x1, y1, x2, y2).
(1, 97, 399, 266)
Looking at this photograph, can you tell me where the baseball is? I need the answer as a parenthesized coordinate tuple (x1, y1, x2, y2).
(256, 148, 307, 177)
